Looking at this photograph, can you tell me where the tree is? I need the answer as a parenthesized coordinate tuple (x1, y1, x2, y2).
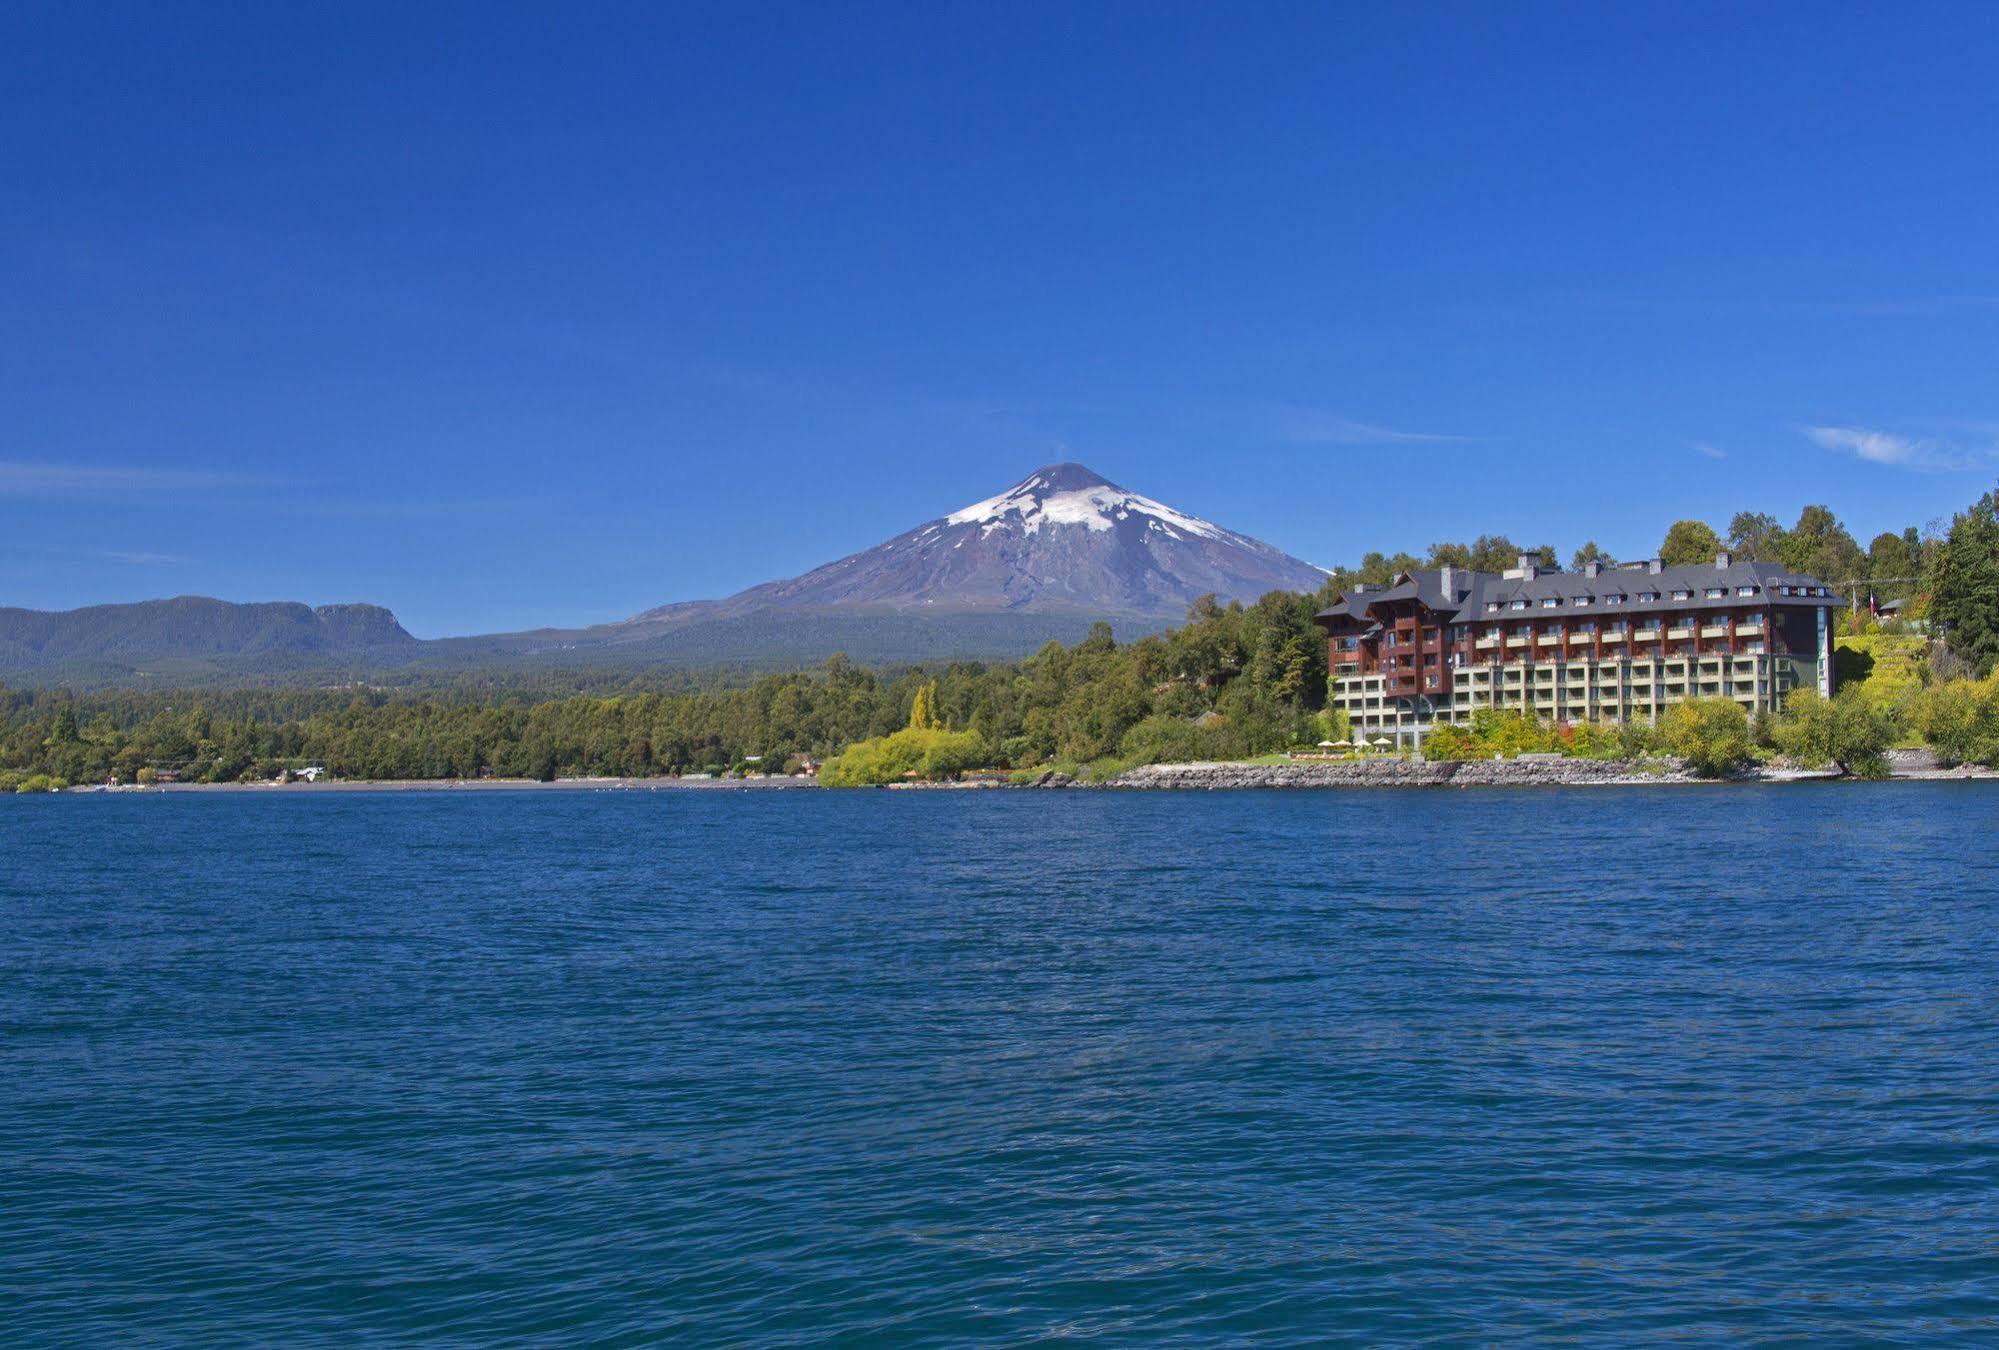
(1425, 541, 1475, 570)
(1726, 511, 1786, 562)
(1929, 485, 1999, 675)
(45, 701, 78, 747)
(1658, 698, 1749, 776)
(1780, 505, 1866, 585)
(1659, 519, 1723, 567)
(1356, 551, 1420, 586)
(1570, 541, 1616, 572)
(908, 682, 937, 732)
(1772, 687, 1896, 778)
(1469, 534, 1529, 573)
(1868, 531, 1916, 583)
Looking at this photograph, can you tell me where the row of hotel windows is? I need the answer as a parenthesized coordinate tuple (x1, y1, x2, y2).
(1480, 582, 1828, 612)
(1371, 640, 1772, 668)
(1345, 614, 1772, 650)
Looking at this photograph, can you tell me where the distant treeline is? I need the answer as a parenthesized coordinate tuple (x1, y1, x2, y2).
(0, 587, 1341, 784)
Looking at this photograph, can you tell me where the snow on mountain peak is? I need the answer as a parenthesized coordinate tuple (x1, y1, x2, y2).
(944, 463, 1227, 543)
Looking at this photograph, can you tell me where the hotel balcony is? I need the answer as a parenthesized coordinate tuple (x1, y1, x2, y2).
(1667, 627, 1694, 640)
(1536, 633, 1560, 646)
(1700, 624, 1728, 638)
(1735, 623, 1762, 637)
(1506, 636, 1529, 648)
(1600, 631, 1626, 643)
(1634, 629, 1662, 641)
(1475, 636, 1499, 650)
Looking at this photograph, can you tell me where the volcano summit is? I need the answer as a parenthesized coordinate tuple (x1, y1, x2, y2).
(633, 463, 1327, 626)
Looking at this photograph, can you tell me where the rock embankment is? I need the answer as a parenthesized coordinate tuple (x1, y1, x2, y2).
(1882, 747, 1999, 780)
(1108, 758, 1694, 789)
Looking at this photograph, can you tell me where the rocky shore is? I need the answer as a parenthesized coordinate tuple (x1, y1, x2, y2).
(1100, 749, 1999, 790)
(1104, 758, 1701, 789)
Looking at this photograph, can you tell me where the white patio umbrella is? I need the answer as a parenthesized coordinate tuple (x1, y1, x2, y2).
(1371, 737, 1392, 747)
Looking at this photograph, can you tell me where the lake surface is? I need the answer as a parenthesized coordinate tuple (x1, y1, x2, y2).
(4, 785, 1998, 1343)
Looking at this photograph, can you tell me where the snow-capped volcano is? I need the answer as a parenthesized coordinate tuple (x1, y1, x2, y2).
(4, 465, 1332, 682)
(945, 465, 1230, 542)
(632, 463, 1328, 625)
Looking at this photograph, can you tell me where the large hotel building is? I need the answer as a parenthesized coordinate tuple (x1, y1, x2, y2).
(1312, 553, 1844, 747)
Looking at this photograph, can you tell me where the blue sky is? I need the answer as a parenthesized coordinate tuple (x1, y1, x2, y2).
(4, 2, 1996, 635)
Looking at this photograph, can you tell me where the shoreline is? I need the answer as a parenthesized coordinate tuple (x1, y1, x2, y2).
(51, 751, 1999, 795)
(76, 775, 815, 794)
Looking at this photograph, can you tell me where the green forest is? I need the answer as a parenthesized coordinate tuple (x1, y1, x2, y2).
(5, 486, 1998, 791)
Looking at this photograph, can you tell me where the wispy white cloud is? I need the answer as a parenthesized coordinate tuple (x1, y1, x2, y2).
(1804, 424, 1982, 472)
(0, 460, 272, 497)
(1271, 406, 1473, 446)
(1694, 442, 1727, 460)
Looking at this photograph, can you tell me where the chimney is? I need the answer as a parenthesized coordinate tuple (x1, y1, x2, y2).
(1648, 558, 1663, 574)
(1584, 560, 1602, 578)
(1440, 564, 1455, 598)
(1715, 550, 1732, 569)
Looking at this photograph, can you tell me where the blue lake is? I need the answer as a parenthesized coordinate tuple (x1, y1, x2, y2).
(4, 785, 1998, 1343)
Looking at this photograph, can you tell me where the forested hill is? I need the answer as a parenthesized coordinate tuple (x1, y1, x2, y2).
(0, 598, 418, 685)
(0, 601, 1132, 691)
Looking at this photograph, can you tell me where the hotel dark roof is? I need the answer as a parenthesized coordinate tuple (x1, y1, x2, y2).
(1314, 555, 1845, 629)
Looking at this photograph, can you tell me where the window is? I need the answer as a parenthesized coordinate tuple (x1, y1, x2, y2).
(1777, 585, 1792, 596)
(1704, 587, 1725, 599)
(1486, 601, 1501, 613)
(1737, 585, 1758, 596)
(1672, 589, 1694, 601)
(1510, 599, 1528, 610)
(1638, 592, 1658, 603)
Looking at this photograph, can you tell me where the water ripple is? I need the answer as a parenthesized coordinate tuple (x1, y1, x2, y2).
(3, 786, 1998, 1342)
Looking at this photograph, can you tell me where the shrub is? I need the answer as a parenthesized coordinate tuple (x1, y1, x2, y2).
(134, 766, 158, 785)
(14, 774, 69, 794)
(1773, 687, 1898, 778)
(818, 727, 987, 786)
(1659, 698, 1750, 777)
(1911, 677, 1999, 766)
(1421, 722, 1480, 761)
(1465, 708, 1561, 757)
(1565, 722, 1623, 759)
